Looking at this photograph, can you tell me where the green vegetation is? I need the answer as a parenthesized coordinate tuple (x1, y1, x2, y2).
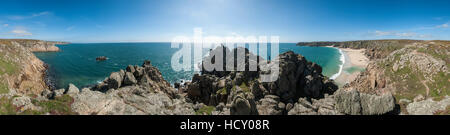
(0, 41, 20, 94)
(0, 97, 16, 115)
(417, 46, 449, 63)
(429, 71, 450, 98)
(0, 58, 18, 94)
(0, 59, 18, 75)
(382, 44, 450, 101)
(195, 106, 215, 115)
(0, 96, 44, 115)
(32, 95, 76, 115)
(382, 53, 425, 100)
(232, 82, 250, 93)
(239, 83, 250, 93)
(392, 66, 427, 100)
(0, 95, 76, 115)
(216, 87, 227, 95)
(0, 83, 8, 94)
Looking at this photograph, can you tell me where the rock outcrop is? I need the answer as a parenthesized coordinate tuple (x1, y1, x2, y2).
(334, 89, 396, 115)
(178, 46, 396, 115)
(343, 41, 449, 109)
(69, 60, 195, 115)
(297, 40, 421, 59)
(287, 95, 342, 115)
(1, 39, 410, 115)
(5, 39, 69, 52)
(0, 40, 49, 95)
(179, 46, 338, 115)
(407, 96, 450, 115)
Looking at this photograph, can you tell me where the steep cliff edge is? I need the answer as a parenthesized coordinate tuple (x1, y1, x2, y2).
(176, 46, 396, 115)
(299, 40, 449, 114)
(0, 39, 62, 114)
(298, 40, 421, 59)
(0, 40, 48, 95)
(2, 39, 69, 52)
(41, 46, 396, 115)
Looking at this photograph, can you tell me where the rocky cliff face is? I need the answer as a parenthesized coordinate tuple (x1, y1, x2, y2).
(0, 40, 48, 95)
(177, 46, 396, 115)
(4, 39, 68, 52)
(299, 40, 449, 115)
(0, 39, 413, 115)
(331, 41, 450, 114)
(64, 60, 195, 115)
(37, 46, 396, 115)
(298, 40, 421, 59)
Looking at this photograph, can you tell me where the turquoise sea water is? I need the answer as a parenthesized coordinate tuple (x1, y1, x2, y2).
(34, 43, 342, 89)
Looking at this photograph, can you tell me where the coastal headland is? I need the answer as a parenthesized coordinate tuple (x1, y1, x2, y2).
(0, 39, 448, 115)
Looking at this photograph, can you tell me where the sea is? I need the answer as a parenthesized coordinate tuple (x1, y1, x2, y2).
(34, 43, 343, 89)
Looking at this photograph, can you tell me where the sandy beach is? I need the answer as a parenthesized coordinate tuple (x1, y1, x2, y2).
(334, 48, 369, 86)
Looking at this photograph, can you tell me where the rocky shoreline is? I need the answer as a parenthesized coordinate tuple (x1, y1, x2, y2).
(299, 40, 450, 115)
(36, 46, 398, 115)
(1, 39, 448, 115)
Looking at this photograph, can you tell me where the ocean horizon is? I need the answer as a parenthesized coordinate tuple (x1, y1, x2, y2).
(34, 43, 343, 89)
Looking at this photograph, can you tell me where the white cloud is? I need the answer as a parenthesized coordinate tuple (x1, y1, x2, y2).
(418, 34, 432, 38)
(435, 23, 448, 28)
(32, 11, 51, 17)
(2, 24, 8, 27)
(10, 28, 32, 36)
(374, 31, 393, 36)
(395, 32, 416, 37)
(372, 30, 429, 38)
(8, 11, 52, 20)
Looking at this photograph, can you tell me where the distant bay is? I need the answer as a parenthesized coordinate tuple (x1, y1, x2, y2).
(34, 43, 342, 89)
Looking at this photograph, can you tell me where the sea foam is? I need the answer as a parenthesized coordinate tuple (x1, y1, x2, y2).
(330, 47, 345, 80)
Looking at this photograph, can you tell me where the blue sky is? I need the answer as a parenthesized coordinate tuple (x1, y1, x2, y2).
(0, 0, 449, 43)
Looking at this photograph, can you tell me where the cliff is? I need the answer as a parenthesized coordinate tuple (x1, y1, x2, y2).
(0, 39, 48, 95)
(2, 39, 446, 115)
(297, 40, 421, 59)
(30, 46, 397, 115)
(346, 41, 449, 114)
(299, 40, 449, 114)
(175, 46, 396, 115)
(1, 39, 69, 52)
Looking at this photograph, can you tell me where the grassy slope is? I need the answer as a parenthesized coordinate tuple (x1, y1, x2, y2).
(0, 40, 19, 94)
(379, 41, 449, 101)
(0, 39, 75, 115)
(0, 95, 76, 115)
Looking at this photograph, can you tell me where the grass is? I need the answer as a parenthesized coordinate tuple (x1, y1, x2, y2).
(0, 51, 19, 94)
(0, 96, 43, 115)
(0, 59, 18, 75)
(1, 94, 76, 115)
(216, 87, 227, 95)
(0, 83, 8, 94)
(195, 106, 216, 115)
(383, 54, 427, 101)
(428, 72, 450, 98)
(384, 44, 449, 100)
(231, 82, 250, 93)
(240, 83, 250, 93)
(0, 97, 16, 115)
(32, 95, 76, 115)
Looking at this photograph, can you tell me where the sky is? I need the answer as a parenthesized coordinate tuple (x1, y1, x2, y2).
(0, 0, 449, 43)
